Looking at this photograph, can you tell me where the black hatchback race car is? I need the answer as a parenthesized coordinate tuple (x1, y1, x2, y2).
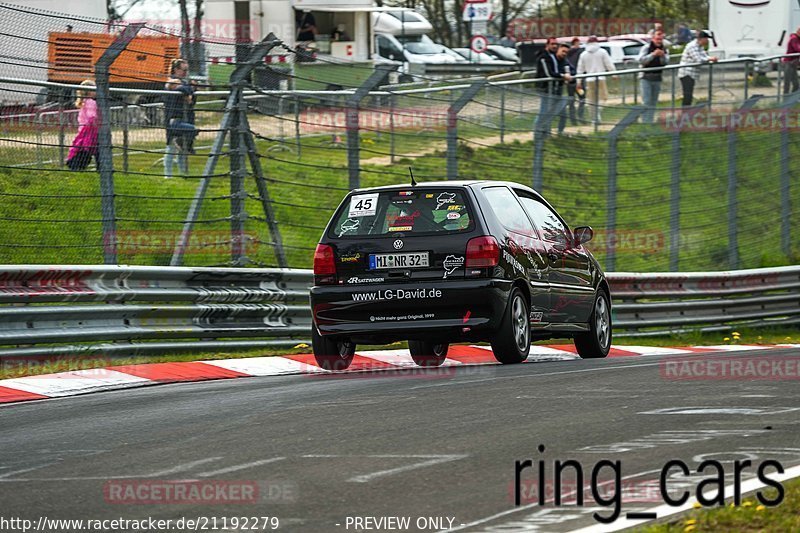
(310, 181, 611, 369)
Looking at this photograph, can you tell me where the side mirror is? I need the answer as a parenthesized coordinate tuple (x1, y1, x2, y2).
(573, 226, 594, 245)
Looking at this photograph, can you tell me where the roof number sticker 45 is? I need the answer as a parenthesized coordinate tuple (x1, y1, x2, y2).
(349, 193, 379, 218)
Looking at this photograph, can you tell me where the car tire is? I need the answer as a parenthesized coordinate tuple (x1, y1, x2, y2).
(408, 340, 449, 367)
(312, 326, 356, 370)
(491, 288, 531, 364)
(574, 289, 611, 359)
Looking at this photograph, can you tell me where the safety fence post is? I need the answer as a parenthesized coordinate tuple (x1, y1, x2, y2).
(727, 96, 762, 269)
(779, 93, 800, 257)
(447, 80, 487, 180)
(606, 107, 645, 272)
(669, 128, 681, 271)
(95, 22, 144, 264)
(171, 34, 280, 266)
(532, 88, 567, 191)
(346, 65, 396, 190)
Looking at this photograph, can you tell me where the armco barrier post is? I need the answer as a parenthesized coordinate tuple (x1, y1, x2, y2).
(727, 96, 762, 269)
(447, 80, 487, 180)
(346, 65, 396, 190)
(171, 34, 280, 267)
(95, 22, 144, 264)
(606, 107, 645, 272)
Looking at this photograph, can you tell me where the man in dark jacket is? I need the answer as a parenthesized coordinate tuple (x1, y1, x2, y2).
(163, 58, 197, 178)
(637, 29, 669, 123)
(566, 38, 585, 125)
(537, 43, 573, 134)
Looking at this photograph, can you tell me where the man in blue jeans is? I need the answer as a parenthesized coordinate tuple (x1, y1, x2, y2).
(637, 29, 669, 124)
(163, 58, 197, 178)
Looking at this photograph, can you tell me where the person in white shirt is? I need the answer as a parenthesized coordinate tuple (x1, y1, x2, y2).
(678, 30, 718, 106)
(576, 36, 616, 123)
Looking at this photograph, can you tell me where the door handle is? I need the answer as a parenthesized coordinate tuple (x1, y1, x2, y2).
(547, 252, 561, 262)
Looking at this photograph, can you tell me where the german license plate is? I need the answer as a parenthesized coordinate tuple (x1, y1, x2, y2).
(369, 252, 429, 270)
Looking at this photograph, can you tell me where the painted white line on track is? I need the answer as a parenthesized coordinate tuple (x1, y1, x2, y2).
(347, 454, 469, 483)
(570, 463, 800, 533)
(195, 457, 286, 477)
(0, 457, 224, 482)
(0, 463, 59, 480)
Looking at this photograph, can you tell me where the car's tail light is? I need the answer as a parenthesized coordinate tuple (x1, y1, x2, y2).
(313, 243, 336, 283)
(466, 236, 500, 268)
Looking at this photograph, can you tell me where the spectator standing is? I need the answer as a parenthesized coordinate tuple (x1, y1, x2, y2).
(782, 26, 800, 94)
(66, 79, 99, 171)
(535, 37, 560, 117)
(678, 30, 718, 106)
(295, 10, 317, 42)
(566, 37, 586, 125)
(553, 44, 573, 133)
(637, 29, 669, 123)
(163, 58, 196, 179)
(576, 36, 615, 124)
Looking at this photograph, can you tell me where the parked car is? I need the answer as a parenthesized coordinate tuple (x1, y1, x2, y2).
(452, 48, 516, 66)
(595, 39, 644, 67)
(486, 44, 520, 63)
(310, 181, 611, 370)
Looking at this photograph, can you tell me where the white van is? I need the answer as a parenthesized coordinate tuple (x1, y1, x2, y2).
(372, 10, 467, 65)
(709, 0, 800, 59)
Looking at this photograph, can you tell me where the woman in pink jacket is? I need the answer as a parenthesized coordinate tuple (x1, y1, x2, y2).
(66, 79, 99, 171)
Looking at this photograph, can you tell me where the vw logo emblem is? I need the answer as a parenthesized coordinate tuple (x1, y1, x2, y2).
(393, 239, 404, 250)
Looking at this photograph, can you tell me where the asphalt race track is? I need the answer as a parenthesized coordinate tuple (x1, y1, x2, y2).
(1, 347, 799, 532)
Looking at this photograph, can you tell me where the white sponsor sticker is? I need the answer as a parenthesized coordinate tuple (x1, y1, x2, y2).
(348, 193, 379, 218)
(436, 192, 456, 209)
(447, 212, 461, 220)
(443, 255, 465, 278)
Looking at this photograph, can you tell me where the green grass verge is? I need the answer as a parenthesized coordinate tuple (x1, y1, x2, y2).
(636, 476, 800, 532)
(1, 106, 798, 270)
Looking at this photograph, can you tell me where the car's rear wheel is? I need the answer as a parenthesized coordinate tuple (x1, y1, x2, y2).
(312, 326, 356, 370)
(408, 340, 449, 367)
(491, 288, 530, 364)
(574, 289, 611, 359)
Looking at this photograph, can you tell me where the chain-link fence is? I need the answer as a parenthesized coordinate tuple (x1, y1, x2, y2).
(0, 3, 798, 272)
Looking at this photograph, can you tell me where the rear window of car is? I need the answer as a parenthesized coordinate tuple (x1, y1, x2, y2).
(330, 189, 474, 238)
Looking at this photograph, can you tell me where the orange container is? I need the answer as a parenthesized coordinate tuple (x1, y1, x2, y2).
(48, 32, 180, 87)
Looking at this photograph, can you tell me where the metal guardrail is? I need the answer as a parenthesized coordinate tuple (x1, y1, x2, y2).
(0, 265, 797, 359)
(610, 265, 800, 337)
(0, 265, 313, 359)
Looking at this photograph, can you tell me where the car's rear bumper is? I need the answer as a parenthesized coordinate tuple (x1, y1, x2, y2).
(310, 278, 513, 342)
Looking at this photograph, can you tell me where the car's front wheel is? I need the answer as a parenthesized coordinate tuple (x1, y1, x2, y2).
(574, 289, 611, 359)
(491, 288, 530, 364)
(408, 340, 449, 367)
(312, 326, 356, 370)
